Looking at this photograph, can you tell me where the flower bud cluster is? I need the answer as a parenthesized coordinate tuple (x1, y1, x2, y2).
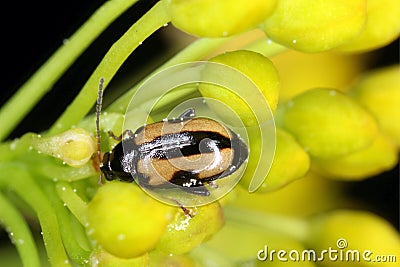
(4, 1, 398, 266)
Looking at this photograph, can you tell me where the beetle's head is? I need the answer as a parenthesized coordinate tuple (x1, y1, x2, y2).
(223, 132, 249, 177)
(100, 152, 115, 181)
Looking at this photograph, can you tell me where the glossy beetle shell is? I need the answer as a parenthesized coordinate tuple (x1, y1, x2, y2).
(100, 109, 248, 195)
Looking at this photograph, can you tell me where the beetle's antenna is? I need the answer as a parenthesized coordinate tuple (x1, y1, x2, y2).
(96, 77, 104, 185)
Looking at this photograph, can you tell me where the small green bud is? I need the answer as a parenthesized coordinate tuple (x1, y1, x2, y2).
(307, 210, 400, 267)
(90, 248, 149, 267)
(263, 0, 367, 52)
(87, 182, 174, 258)
(156, 202, 224, 255)
(337, 0, 400, 52)
(351, 65, 400, 147)
(165, 0, 277, 37)
(243, 128, 310, 193)
(279, 88, 378, 158)
(199, 50, 280, 126)
(33, 128, 96, 167)
(313, 133, 398, 180)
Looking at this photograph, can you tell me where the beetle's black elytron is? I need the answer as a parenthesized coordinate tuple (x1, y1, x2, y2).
(96, 80, 248, 196)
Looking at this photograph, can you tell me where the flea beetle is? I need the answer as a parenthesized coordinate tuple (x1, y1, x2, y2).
(96, 78, 248, 196)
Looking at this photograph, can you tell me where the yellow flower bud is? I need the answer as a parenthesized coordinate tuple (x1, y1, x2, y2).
(199, 50, 280, 126)
(351, 65, 400, 147)
(90, 248, 149, 267)
(165, 0, 277, 37)
(307, 210, 400, 267)
(33, 128, 96, 167)
(241, 128, 310, 193)
(337, 0, 400, 52)
(87, 182, 173, 258)
(278, 88, 378, 158)
(263, 0, 367, 52)
(156, 202, 224, 255)
(313, 133, 398, 180)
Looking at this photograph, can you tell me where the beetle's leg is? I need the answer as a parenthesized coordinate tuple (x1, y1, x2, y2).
(168, 170, 211, 196)
(180, 206, 194, 218)
(107, 129, 135, 141)
(123, 129, 136, 138)
(174, 200, 195, 218)
(177, 108, 195, 120)
(107, 131, 121, 141)
(181, 186, 210, 196)
(208, 181, 219, 189)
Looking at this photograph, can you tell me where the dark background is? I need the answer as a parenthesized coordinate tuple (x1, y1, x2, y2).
(1, 0, 399, 230)
(1, 0, 163, 138)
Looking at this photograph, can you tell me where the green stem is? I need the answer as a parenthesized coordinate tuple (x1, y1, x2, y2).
(0, 192, 41, 267)
(0, 164, 70, 267)
(56, 181, 88, 226)
(0, 139, 96, 182)
(245, 37, 287, 57)
(34, 164, 96, 182)
(0, 0, 140, 141)
(224, 206, 309, 243)
(0, 133, 37, 162)
(49, 1, 171, 135)
(41, 180, 90, 266)
(190, 244, 235, 267)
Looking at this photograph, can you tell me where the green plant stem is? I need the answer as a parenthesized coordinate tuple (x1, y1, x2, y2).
(0, 192, 41, 267)
(246, 37, 287, 57)
(0, 139, 96, 182)
(56, 182, 88, 226)
(190, 244, 235, 267)
(0, 0, 140, 141)
(0, 164, 70, 267)
(0, 133, 37, 162)
(41, 180, 90, 266)
(35, 164, 96, 182)
(224, 206, 309, 243)
(48, 1, 171, 135)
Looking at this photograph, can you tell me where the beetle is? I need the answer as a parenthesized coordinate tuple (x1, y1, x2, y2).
(96, 78, 248, 196)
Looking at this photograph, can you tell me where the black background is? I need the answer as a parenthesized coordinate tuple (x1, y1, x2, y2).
(1, 0, 399, 234)
(1, 0, 163, 138)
